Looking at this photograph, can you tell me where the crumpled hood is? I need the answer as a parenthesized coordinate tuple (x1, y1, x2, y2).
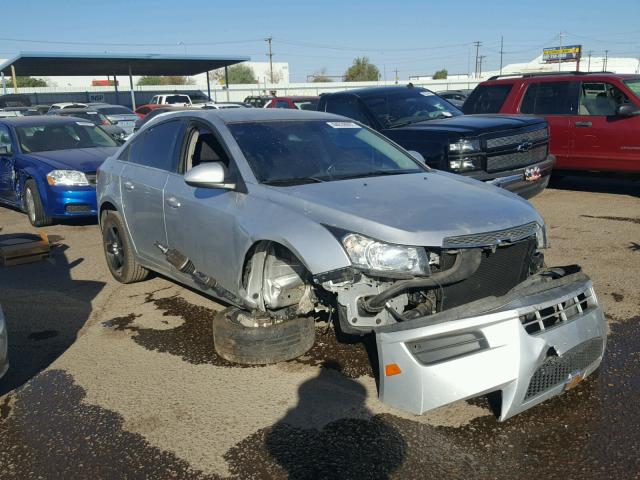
(22, 147, 118, 172)
(255, 171, 543, 247)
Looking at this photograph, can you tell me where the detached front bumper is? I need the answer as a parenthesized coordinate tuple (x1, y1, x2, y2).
(375, 271, 606, 421)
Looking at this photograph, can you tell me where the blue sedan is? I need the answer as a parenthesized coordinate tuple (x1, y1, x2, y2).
(0, 116, 119, 226)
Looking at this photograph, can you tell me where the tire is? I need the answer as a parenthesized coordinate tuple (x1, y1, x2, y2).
(24, 179, 52, 227)
(213, 307, 315, 364)
(100, 210, 148, 284)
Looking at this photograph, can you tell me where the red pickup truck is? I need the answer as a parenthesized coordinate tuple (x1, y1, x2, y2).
(463, 73, 640, 174)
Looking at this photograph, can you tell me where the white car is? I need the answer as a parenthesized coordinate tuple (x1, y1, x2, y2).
(47, 102, 88, 114)
(148, 94, 192, 106)
(198, 102, 246, 110)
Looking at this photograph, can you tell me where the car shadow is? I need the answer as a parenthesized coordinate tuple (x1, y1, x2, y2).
(549, 174, 640, 197)
(0, 243, 104, 396)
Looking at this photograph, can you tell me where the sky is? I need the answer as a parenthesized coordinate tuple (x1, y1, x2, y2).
(2, 0, 640, 82)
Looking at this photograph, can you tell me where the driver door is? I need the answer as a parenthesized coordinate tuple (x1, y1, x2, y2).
(163, 120, 240, 293)
(0, 125, 17, 203)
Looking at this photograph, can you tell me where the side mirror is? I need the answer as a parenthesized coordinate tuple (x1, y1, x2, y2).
(407, 150, 426, 164)
(184, 162, 235, 190)
(616, 105, 640, 117)
(0, 146, 11, 156)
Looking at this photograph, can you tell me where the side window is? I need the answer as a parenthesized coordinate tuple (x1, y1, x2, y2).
(324, 96, 371, 126)
(520, 81, 576, 115)
(0, 126, 13, 154)
(462, 84, 512, 114)
(182, 123, 231, 172)
(129, 120, 183, 171)
(579, 82, 630, 116)
(275, 100, 290, 108)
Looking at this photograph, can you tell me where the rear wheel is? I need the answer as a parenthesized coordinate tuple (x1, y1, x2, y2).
(213, 307, 315, 364)
(101, 210, 148, 283)
(24, 180, 52, 227)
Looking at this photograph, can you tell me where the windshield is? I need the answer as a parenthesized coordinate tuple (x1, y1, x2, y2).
(16, 121, 118, 152)
(361, 89, 462, 128)
(624, 79, 640, 100)
(166, 95, 190, 104)
(228, 120, 425, 185)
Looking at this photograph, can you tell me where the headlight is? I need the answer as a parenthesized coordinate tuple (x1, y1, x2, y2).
(46, 170, 90, 186)
(449, 157, 481, 172)
(535, 223, 549, 249)
(341, 233, 429, 275)
(449, 138, 480, 153)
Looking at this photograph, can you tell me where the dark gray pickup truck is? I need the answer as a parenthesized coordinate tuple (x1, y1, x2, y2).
(318, 85, 555, 198)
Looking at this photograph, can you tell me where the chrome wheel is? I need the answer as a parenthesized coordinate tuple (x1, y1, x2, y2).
(25, 187, 36, 223)
(104, 225, 124, 273)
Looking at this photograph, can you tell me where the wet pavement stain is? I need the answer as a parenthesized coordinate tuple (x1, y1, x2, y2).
(27, 330, 59, 341)
(0, 370, 220, 480)
(611, 292, 625, 302)
(581, 214, 640, 225)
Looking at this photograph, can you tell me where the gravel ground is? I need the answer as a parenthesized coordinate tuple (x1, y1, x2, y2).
(0, 175, 638, 479)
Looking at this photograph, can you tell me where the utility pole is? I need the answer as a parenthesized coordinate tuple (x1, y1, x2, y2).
(603, 50, 609, 72)
(394, 68, 398, 84)
(587, 50, 593, 72)
(478, 55, 486, 78)
(473, 41, 481, 78)
(265, 36, 274, 84)
(558, 32, 564, 72)
(499, 36, 504, 75)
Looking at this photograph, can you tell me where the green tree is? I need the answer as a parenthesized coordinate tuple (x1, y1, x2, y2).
(433, 69, 448, 80)
(137, 75, 193, 86)
(344, 57, 380, 82)
(16, 76, 48, 87)
(311, 68, 332, 83)
(210, 64, 257, 84)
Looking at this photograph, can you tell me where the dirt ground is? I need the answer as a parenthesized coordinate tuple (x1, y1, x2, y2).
(0, 175, 638, 479)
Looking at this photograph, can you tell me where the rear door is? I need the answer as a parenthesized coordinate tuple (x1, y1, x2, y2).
(0, 125, 16, 203)
(567, 81, 640, 172)
(119, 119, 184, 265)
(518, 80, 579, 168)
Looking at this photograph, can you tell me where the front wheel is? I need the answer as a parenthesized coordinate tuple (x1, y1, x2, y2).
(213, 307, 315, 364)
(101, 210, 148, 283)
(24, 180, 52, 227)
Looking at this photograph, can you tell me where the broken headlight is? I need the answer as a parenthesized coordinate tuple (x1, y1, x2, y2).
(341, 233, 429, 276)
(535, 223, 549, 249)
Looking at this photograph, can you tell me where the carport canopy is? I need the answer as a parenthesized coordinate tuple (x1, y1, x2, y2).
(0, 51, 251, 108)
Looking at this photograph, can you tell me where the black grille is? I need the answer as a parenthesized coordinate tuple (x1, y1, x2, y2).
(65, 204, 91, 213)
(520, 289, 595, 335)
(440, 238, 535, 310)
(487, 145, 547, 172)
(525, 337, 604, 400)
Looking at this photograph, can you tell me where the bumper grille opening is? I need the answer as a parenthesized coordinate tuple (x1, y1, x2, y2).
(520, 288, 595, 335)
(525, 337, 603, 401)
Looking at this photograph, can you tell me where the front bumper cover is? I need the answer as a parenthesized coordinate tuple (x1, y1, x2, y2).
(375, 271, 606, 421)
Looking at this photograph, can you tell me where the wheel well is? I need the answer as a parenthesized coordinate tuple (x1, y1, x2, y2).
(99, 202, 117, 223)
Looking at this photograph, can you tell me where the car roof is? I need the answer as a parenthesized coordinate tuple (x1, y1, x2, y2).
(272, 96, 319, 100)
(150, 107, 346, 124)
(483, 73, 640, 84)
(0, 115, 91, 126)
(323, 85, 427, 97)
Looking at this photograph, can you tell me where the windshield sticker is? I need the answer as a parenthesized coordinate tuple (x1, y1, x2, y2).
(327, 121, 361, 128)
(76, 121, 95, 127)
(441, 111, 453, 117)
(420, 91, 435, 96)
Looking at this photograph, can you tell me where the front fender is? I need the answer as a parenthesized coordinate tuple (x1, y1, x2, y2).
(17, 166, 49, 210)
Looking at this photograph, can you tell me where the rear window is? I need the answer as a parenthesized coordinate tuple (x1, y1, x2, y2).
(98, 106, 134, 115)
(462, 84, 512, 114)
(520, 81, 576, 115)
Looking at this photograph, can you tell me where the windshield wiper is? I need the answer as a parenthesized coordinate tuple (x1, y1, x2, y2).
(332, 170, 417, 181)
(263, 176, 327, 186)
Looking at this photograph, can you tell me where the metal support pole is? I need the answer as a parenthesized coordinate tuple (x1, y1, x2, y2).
(1, 72, 6, 95)
(499, 36, 504, 75)
(224, 66, 229, 101)
(206, 70, 211, 101)
(10, 65, 18, 93)
(128, 65, 136, 110)
(113, 74, 120, 105)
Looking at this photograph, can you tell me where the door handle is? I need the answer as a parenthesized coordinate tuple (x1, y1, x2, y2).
(575, 121, 592, 127)
(166, 196, 181, 208)
(123, 181, 135, 191)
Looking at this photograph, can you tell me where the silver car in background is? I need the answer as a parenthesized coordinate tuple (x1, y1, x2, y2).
(97, 109, 606, 420)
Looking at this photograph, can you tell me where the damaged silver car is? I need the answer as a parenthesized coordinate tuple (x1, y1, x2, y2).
(97, 109, 606, 420)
